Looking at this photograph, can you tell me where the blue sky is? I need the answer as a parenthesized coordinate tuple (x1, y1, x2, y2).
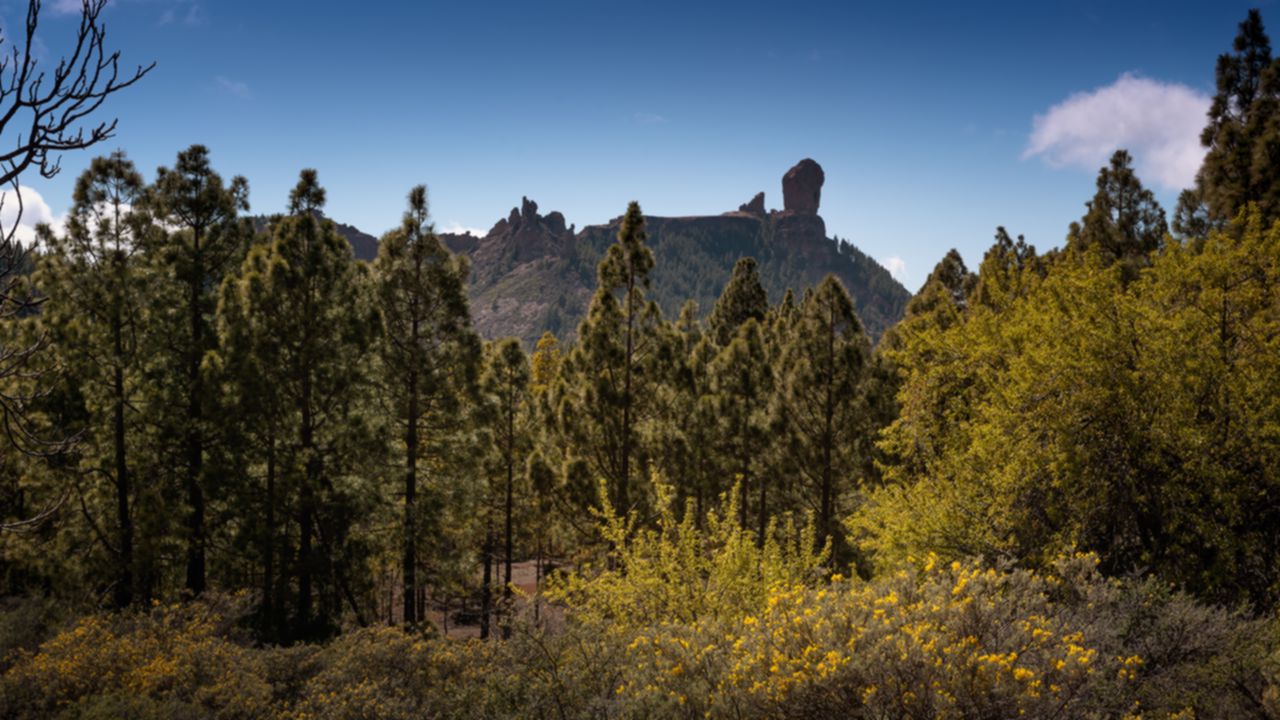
(4, 0, 1270, 291)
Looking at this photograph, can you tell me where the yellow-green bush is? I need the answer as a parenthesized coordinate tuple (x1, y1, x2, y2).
(0, 595, 272, 719)
(597, 554, 1274, 719)
(2, 489, 1275, 719)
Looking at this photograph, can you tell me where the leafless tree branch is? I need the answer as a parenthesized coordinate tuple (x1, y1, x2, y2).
(0, 0, 150, 530)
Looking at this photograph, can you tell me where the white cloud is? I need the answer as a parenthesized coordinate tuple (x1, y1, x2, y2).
(0, 186, 65, 246)
(50, 0, 86, 15)
(216, 75, 251, 99)
(882, 255, 907, 284)
(633, 112, 667, 125)
(1024, 73, 1210, 191)
(439, 222, 487, 237)
(54, 0, 205, 24)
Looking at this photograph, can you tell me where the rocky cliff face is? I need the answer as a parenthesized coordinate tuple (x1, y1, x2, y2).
(438, 159, 910, 345)
(439, 197, 588, 342)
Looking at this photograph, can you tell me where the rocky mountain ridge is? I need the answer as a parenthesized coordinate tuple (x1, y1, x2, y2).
(438, 159, 910, 344)
(267, 161, 911, 345)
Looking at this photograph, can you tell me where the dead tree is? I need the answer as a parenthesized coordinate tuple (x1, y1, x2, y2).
(0, 0, 151, 523)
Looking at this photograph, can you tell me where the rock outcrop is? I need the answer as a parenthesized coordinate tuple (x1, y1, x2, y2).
(738, 191, 767, 217)
(438, 197, 586, 343)
(782, 158, 824, 215)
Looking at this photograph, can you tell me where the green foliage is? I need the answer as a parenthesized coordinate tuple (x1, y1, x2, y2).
(146, 144, 251, 598)
(773, 276, 873, 556)
(480, 337, 536, 637)
(1176, 8, 1280, 234)
(708, 318, 772, 538)
(372, 184, 482, 627)
(548, 478, 828, 629)
(707, 257, 768, 346)
(863, 210, 1280, 607)
(218, 170, 375, 637)
(557, 202, 664, 516)
(1067, 149, 1167, 281)
(34, 152, 151, 607)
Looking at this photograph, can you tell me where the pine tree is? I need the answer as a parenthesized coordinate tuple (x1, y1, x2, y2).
(880, 249, 973, 357)
(709, 318, 772, 544)
(146, 144, 248, 597)
(529, 331, 562, 398)
(774, 276, 871, 556)
(36, 152, 150, 607)
(525, 450, 556, 623)
(216, 241, 290, 634)
(481, 338, 533, 639)
(707, 257, 768, 346)
(649, 301, 719, 520)
(220, 169, 370, 636)
(973, 228, 1042, 311)
(371, 185, 480, 626)
(1176, 9, 1280, 233)
(1067, 150, 1167, 280)
(559, 201, 661, 515)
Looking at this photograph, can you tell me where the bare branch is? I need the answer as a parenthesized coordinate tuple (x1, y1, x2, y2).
(0, 1, 148, 531)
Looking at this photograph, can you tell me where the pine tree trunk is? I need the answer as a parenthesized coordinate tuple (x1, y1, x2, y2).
(503, 399, 514, 640)
(480, 525, 493, 640)
(299, 371, 315, 628)
(185, 233, 206, 597)
(620, 285, 634, 514)
(534, 534, 542, 624)
(263, 434, 276, 621)
(820, 304, 836, 551)
(403, 368, 418, 626)
(112, 353, 133, 608)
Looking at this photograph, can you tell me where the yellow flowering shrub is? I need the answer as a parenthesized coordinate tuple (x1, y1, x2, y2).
(539, 483, 1275, 720)
(0, 595, 272, 719)
(1, 491, 1274, 719)
(546, 479, 828, 631)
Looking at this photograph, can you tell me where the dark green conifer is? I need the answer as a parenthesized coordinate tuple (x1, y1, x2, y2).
(559, 202, 661, 515)
(708, 257, 768, 346)
(372, 185, 480, 626)
(146, 145, 248, 597)
(1176, 9, 1280, 234)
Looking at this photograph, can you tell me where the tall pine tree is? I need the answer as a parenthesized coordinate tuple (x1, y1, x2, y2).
(707, 257, 768, 347)
(146, 145, 248, 597)
(558, 202, 661, 515)
(481, 338, 533, 638)
(220, 169, 371, 637)
(372, 185, 480, 626)
(774, 276, 871, 557)
(1176, 9, 1280, 234)
(1067, 149, 1167, 280)
(709, 318, 772, 543)
(36, 151, 151, 607)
